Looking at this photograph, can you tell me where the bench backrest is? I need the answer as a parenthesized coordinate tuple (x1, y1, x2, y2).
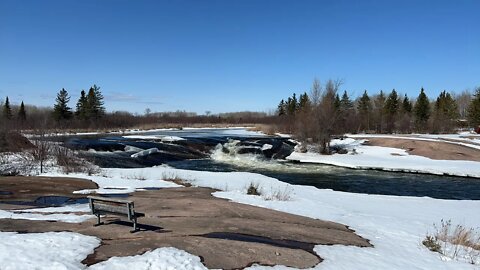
(88, 196, 135, 220)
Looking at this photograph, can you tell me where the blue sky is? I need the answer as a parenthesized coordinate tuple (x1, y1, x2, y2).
(0, 0, 479, 114)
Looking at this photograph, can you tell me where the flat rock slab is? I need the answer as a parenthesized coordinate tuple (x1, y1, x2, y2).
(0, 177, 371, 269)
(361, 137, 480, 161)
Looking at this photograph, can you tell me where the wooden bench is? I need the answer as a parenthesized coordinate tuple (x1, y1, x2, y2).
(88, 196, 145, 232)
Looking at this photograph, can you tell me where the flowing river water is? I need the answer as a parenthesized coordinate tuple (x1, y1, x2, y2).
(61, 128, 480, 200)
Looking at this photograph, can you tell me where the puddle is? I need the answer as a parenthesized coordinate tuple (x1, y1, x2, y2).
(140, 187, 162, 191)
(199, 232, 317, 255)
(0, 196, 88, 207)
(34, 196, 89, 206)
(0, 191, 13, 195)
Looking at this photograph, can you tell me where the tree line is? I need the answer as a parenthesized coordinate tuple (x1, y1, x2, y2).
(276, 79, 480, 152)
(1, 85, 105, 130)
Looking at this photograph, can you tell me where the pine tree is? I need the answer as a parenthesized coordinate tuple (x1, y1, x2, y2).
(18, 101, 26, 121)
(340, 91, 354, 110)
(87, 85, 105, 119)
(53, 88, 73, 121)
(2, 96, 12, 120)
(357, 90, 372, 131)
(433, 90, 459, 132)
(384, 89, 399, 133)
(467, 87, 480, 128)
(298, 92, 310, 111)
(334, 93, 341, 111)
(402, 94, 412, 114)
(277, 99, 286, 116)
(76, 90, 88, 120)
(414, 88, 431, 131)
(374, 91, 386, 133)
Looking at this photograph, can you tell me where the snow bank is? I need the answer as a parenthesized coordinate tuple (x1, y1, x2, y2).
(89, 247, 207, 270)
(216, 185, 480, 269)
(0, 231, 99, 270)
(287, 142, 480, 178)
(348, 134, 480, 150)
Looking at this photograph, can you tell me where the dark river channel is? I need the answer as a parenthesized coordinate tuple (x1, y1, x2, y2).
(59, 128, 480, 200)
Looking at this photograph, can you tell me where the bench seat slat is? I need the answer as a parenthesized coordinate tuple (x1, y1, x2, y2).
(94, 203, 130, 215)
(88, 195, 133, 204)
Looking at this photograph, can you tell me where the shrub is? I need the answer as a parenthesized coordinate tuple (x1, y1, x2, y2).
(423, 219, 480, 265)
(247, 182, 261, 195)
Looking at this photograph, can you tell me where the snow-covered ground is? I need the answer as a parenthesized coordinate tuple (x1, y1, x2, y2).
(2, 130, 480, 269)
(32, 166, 480, 269)
(287, 137, 480, 177)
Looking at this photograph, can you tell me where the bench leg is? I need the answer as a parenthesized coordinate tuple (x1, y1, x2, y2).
(94, 214, 103, 227)
(131, 217, 138, 233)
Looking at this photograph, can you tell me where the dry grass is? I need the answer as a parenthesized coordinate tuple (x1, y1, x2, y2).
(161, 172, 192, 187)
(263, 185, 294, 201)
(423, 219, 480, 265)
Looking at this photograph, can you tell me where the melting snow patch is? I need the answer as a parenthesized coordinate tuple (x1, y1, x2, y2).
(0, 231, 99, 270)
(0, 209, 93, 223)
(88, 247, 207, 270)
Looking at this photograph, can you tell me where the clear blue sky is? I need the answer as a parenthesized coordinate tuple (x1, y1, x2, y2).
(0, 0, 479, 114)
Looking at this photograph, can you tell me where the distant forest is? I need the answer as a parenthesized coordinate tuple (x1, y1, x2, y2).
(1, 80, 479, 144)
(0, 85, 274, 132)
(275, 79, 480, 152)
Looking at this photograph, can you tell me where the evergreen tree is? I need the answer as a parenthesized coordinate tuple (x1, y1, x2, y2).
(433, 90, 459, 132)
(285, 93, 298, 116)
(18, 101, 26, 121)
(298, 92, 310, 111)
(87, 84, 105, 119)
(2, 96, 12, 120)
(76, 90, 88, 120)
(340, 91, 354, 110)
(53, 88, 73, 121)
(384, 89, 399, 133)
(277, 99, 286, 116)
(402, 94, 412, 114)
(414, 88, 431, 131)
(373, 91, 386, 133)
(357, 90, 372, 131)
(334, 93, 341, 111)
(467, 87, 480, 128)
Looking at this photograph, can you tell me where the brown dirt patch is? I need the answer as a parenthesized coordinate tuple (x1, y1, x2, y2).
(360, 137, 480, 161)
(0, 176, 371, 269)
(0, 132, 34, 152)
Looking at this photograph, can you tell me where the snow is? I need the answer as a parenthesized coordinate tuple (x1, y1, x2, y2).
(16, 203, 90, 213)
(123, 135, 186, 142)
(348, 133, 480, 150)
(287, 140, 480, 178)
(261, 144, 273, 150)
(130, 147, 160, 158)
(0, 231, 99, 270)
(215, 184, 480, 269)
(0, 208, 93, 223)
(89, 247, 207, 270)
(38, 165, 480, 269)
(4, 130, 480, 269)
